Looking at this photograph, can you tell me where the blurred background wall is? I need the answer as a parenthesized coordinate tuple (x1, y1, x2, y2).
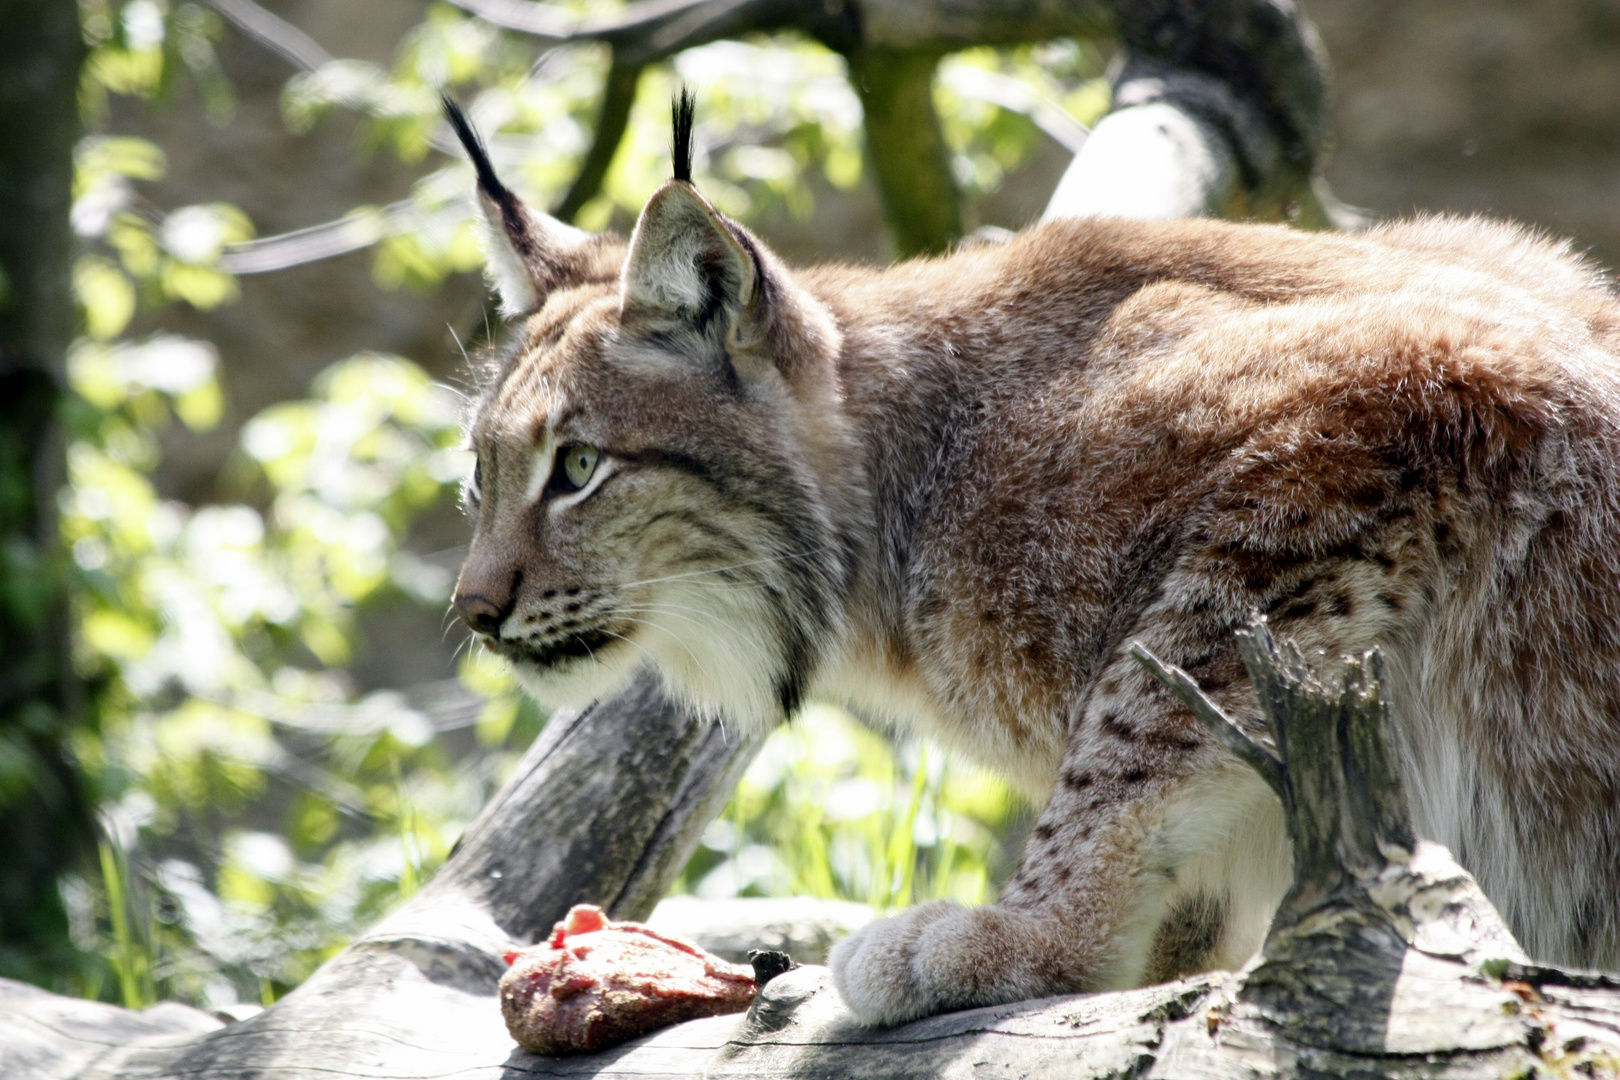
(1316, 0, 1620, 273)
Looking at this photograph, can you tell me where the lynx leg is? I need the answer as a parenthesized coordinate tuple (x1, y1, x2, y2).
(830, 636, 1290, 1026)
(832, 495, 1434, 1026)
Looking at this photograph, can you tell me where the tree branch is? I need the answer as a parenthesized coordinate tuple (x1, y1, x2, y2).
(409, 670, 766, 939)
(440, 0, 590, 40)
(1130, 638, 1285, 800)
(207, 0, 333, 72)
(222, 0, 1340, 272)
(552, 60, 644, 223)
(448, 0, 1338, 248)
(444, 0, 846, 60)
(846, 47, 961, 257)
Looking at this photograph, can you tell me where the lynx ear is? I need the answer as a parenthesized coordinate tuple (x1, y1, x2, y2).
(443, 97, 590, 317)
(620, 92, 832, 383)
(620, 181, 762, 339)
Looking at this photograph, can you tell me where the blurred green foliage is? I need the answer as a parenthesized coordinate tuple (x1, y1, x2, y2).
(673, 705, 1028, 913)
(59, 0, 1103, 1010)
(60, 330, 537, 1004)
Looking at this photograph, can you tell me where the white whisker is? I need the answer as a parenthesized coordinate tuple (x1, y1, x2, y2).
(616, 615, 720, 687)
(595, 625, 664, 672)
(613, 546, 829, 592)
(448, 322, 471, 370)
(616, 602, 753, 643)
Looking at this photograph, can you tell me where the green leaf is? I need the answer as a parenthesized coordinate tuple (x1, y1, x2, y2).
(74, 257, 136, 340)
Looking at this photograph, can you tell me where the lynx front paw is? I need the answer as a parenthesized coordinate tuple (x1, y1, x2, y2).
(828, 900, 964, 1026)
(830, 900, 1065, 1026)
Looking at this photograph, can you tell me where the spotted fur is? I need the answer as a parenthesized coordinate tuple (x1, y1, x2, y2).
(447, 109, 1620, 1026)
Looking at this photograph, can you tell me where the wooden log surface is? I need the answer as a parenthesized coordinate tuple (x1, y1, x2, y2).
(8, 929, 1619, 1079)
(10, 627, 1620, 1079)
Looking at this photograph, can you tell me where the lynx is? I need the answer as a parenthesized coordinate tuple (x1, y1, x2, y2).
(447, 97, 1620, 1025)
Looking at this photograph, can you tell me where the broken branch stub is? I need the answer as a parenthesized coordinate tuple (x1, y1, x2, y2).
(1127, 637, 1285, 799)
(1132, 622, 1570, 1073)
(1236, 623, 1418, 911)
(1132, 619, 1419, 926)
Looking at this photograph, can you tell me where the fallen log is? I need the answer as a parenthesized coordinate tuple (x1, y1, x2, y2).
(9, 623, 1618, 1079)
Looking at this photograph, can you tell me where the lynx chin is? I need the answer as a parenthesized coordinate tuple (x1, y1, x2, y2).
(446, 94, 1620, 1025)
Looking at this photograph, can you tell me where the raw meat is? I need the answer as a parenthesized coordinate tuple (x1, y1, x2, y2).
(499, 904, 757, 1054)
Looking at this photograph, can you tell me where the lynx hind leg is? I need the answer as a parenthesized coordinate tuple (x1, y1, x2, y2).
(830, 638, 1291, 1027)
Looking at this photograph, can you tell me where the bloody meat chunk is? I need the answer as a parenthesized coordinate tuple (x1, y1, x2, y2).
(499, 904, 758, 1054)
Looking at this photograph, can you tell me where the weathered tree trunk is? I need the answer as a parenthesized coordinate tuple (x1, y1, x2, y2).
(0, 0, 93, 993)
(9, 623, 1618, 1078)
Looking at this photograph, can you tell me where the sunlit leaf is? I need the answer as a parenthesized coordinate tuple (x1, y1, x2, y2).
(82, 609, 155, 661)
(74, 258, 137, 341)
(161, 262, 239, 308)
(174, 380, 223, 431)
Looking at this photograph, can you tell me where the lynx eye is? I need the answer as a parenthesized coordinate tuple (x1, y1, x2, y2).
(559, 444, 600, 491)
(467, 458, 483, 508)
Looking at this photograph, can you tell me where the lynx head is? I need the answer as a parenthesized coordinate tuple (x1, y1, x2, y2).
(445, 94, 863, 726)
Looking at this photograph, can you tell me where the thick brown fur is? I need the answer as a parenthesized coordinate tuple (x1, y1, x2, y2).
(450, 124, 1620, 1024)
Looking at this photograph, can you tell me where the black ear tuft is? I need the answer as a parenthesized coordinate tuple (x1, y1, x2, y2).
(443, 95, 511, 207)
(445, 93, 543, 270)
(671, 88, 695, 184)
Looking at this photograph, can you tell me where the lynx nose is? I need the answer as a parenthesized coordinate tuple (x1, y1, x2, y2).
(455, 592, 509, 637)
